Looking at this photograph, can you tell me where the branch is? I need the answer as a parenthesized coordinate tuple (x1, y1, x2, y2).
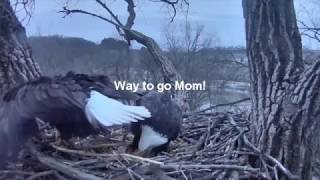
(149, 0, 189, 22)
(227, 115, 299, 180)
(60, 0, 187, 107)
(229, 52, 249, 68)
(120, 153, 164, 165)
(160, 163, 260, 174)
(26, 142, 103, 180)
(0, 170, 34, 176)
(186, 97, 251, 116)
(124, 0, 135, 29)
(12, 0, 35, 24)
(60, 7, 120, 28)
(95, 0, 124, 36)
(95, 0, 123, 26)
(25, 170, 54, 180)
(242, 136, 299, 180)
(298, 20, 320, 43)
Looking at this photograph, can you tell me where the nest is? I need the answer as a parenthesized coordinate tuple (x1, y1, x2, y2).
(0, 112, 297, 180)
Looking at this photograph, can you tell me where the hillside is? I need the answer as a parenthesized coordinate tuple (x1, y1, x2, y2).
(28, 36, 250, 110)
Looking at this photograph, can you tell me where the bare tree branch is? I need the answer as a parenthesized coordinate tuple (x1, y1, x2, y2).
(124, 0, 135, 29)
(60, 7, 120, 28)
(12, 0, 35, 24)
(94, 0, 124, 36)
(27, 142, 103, 180)
(149, 0, 189, 22)
(298, 20, 320, 43)
(59, 0, 187, 107)
(95, 0, 123, 26)
(183, 97, 251, 117)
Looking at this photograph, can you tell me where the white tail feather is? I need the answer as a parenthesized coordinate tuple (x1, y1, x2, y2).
(85, 90, 151, 128)
(139, 125, 168, 151)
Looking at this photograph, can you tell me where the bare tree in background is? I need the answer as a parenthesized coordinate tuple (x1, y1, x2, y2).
(165, 22, 212, 110)
(0, 0, 41, 95)
(60, 0, 189, 108)
(113, 46, 133, 81)
(164, 22, 249, 111)
(243, 0, 320, 179)
(138, 47, 163, 84)
(298, 0, 320, 44)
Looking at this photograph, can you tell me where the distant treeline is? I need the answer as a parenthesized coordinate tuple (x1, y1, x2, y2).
(28, 36, 249, 81)
(28, 35, 249, 110)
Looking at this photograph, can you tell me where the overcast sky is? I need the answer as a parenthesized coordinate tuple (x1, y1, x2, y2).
(16, 0, 320, 49)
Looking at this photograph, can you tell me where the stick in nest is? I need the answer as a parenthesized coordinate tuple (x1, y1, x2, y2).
(26, 141, 104, 180)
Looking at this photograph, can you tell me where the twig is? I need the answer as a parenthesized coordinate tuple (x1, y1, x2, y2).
(52, 143, 164, 166)
(2, 112, 297, 180)
(121, 153, 164, 165)
(242, 136, 299, 180)
(59, 0, 185, 102)
(150, 164, 177, 180)
(26, 170, 54, 180)
(26, 142, 104, 180)
(161, 163, 260, 173)
(95, 0, 123, 26)
(0, 170, 34, 175)
(60, 7, 120, 28)
(184, 97, 251, 117)
(227, 114, 298, 179)
(51, 143, 113, 157)
(273, 165, 279, 180)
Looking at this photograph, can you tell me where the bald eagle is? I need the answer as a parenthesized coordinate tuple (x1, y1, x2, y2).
(0, 72, 151, 167)
(130, 91, 182, 155)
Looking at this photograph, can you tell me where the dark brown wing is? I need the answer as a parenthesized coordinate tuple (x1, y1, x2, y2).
(0, 102, 39, 168)
(61, 72, 142, 105)
(0, 77, 89, 167)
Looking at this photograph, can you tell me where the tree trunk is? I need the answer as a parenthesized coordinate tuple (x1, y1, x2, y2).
(243, 0, 320, 179)
(0, 0, 41, 95)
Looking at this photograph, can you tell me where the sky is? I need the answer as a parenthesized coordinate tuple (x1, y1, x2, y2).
(14, 0, 320, 49)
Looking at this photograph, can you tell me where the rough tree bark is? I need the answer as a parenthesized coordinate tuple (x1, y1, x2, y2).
(0, 0, 41, 94)
(243, 0, 320, 179)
